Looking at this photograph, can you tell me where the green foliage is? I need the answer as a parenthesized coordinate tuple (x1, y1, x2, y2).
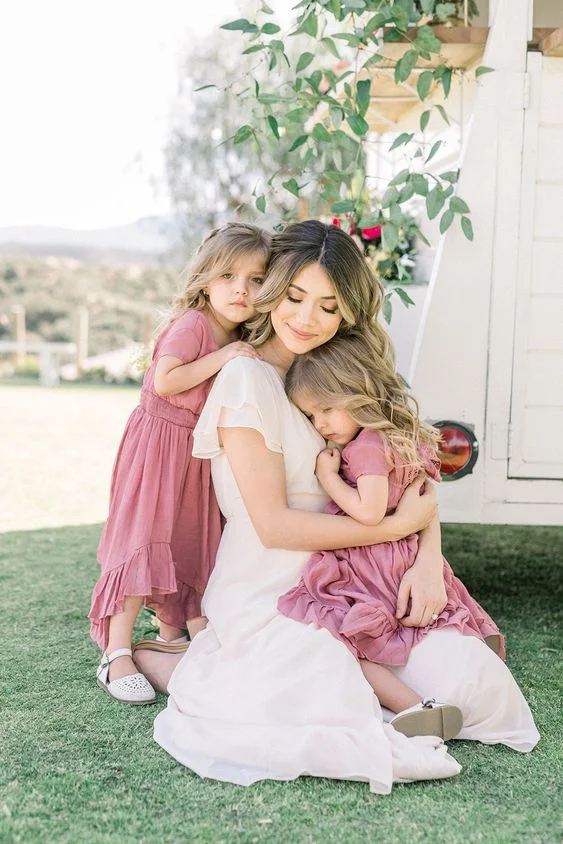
(214, 0, 482, 254)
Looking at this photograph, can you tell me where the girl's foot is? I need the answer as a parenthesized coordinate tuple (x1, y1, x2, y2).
(96, 648, 156, 705)
(390, 699, 463, 741)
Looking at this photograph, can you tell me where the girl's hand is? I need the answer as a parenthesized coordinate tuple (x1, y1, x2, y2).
(315, 447, 341, 483)
(393, 477, 438, 537)
(396, 556, 448, 628)
(220, 341, 262, 365)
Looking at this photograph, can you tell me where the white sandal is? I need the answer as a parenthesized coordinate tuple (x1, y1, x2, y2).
(96, 647, 157, 705)
(390, 698, 463, 741)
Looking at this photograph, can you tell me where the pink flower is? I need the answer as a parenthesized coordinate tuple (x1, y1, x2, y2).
(331, 216, 341, 227)
(360, 225, 382, 241)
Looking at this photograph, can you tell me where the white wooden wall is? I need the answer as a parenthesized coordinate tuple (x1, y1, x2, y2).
(509, 54, 563, 479)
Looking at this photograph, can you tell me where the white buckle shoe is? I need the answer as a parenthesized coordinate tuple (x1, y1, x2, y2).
(390, 698, 463, 741)
(96, 647, 157, 705)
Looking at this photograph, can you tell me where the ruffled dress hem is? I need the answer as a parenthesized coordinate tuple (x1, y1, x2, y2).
(89, 542, 203, 649)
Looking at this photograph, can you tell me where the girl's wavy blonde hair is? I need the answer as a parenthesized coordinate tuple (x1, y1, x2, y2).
(285, 333, 440, 466)
(171, 222, 271, 318)
(246, 221, 392, 368)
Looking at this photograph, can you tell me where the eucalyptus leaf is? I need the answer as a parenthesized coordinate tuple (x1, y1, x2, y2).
(282, 178, 301, 196)
(221, 18, 259, 32)
(389, 132, 414, 151)
(450, 196, 470, 214)
(388, 168, 410, 187)
(288, 134, 308, 152)
(393, 286, 415, 307)
(395, 49, 418, 84)
(346, 113, 369, 137)
(439, 208, 454, 234)
(425, 139, 442, 163)
(411, 173, 428, 196)
(267, 115, 280, 139)
(296, 52, 315, 73)
(382, 222, 399, 252)
(461, 216, 474, 240)
(417, 70, 434, 100)
(255, 194, 266, 213)
(356, 79, 371, 117)
(426, 186, 445, 219)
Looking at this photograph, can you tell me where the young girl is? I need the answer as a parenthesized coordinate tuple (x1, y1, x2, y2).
(90, 222, 271, 705)
(278, 333, 505, 740)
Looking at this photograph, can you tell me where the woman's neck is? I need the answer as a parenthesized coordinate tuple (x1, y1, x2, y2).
(259, 336, 295, 378)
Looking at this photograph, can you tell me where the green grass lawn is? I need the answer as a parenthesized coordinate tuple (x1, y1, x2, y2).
(1, 523, 561, 843)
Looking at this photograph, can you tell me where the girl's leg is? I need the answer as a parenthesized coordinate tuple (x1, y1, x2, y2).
(359, 659, 420, 713)
(390, 628, 540, 752)
(105, 595, 143, 681)
(158, 621, 187, 642)
(360, 657, 463, 740)
(187, 616, 208, 639)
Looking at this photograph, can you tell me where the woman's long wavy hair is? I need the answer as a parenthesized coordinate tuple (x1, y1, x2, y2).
(246, 220, 391, 367)
(171, 222, 271, 318)
(285, 333, 440, 466)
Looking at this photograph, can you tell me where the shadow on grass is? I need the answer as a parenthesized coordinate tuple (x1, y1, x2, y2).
(0, 522, 561, 843)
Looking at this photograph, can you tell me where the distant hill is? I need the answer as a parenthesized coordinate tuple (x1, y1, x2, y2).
(0, 216, 186, 265)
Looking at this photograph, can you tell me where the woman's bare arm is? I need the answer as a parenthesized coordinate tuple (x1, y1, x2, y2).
(220, 427, 437, 551)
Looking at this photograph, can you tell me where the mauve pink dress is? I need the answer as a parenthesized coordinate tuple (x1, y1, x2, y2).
(89, 310, 222, 650)
(278, 428, 504, 666)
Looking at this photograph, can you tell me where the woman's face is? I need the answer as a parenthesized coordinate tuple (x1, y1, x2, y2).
(271, 263, 343, 354)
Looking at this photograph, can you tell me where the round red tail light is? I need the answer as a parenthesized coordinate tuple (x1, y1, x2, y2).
(433, 420, 479, 481)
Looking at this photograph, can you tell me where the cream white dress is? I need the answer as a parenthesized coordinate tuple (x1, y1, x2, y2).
(153, 358, 538, 791)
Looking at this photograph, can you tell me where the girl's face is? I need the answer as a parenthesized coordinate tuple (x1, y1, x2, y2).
(292, 390, 361, 446)
(206, 251, 266, 330)
(270, 263, 343, 355)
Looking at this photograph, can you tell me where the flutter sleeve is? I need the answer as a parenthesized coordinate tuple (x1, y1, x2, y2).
(154, 311, 208, 363)
(193, 357, 283, 459)
(344, 429, 393, 481)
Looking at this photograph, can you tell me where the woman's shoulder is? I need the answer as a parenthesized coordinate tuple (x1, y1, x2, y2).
(218, 357, 284, 392)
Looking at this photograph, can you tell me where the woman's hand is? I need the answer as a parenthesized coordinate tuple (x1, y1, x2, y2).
(392, 477, 438, 537)
(396, 560, 448, 628)
(395, 510, 448, 628)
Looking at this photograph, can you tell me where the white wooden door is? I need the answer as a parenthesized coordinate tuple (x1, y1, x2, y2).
(508, 52, 563, 480)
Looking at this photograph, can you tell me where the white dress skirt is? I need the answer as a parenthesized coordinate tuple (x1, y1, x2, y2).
(153, 359, 538, 792)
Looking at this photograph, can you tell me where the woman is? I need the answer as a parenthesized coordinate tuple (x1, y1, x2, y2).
(137, 221, 538, 792)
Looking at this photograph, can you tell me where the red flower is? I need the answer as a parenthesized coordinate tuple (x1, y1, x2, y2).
(332, 215, 355, 235)
(360, 225, 382, 241)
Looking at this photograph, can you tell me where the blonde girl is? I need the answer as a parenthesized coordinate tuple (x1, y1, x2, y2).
(90, 222, 270, 705)
(279, 333, 538, 750)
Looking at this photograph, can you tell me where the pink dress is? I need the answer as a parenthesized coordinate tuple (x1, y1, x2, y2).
(89, 310, 222, 650)
(278, 428, 504, 667)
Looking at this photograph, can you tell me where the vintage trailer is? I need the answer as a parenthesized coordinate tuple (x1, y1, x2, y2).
(407, 0, 563, 523)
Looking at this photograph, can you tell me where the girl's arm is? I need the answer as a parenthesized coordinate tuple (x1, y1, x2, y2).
(315, 447, 388, 527)
(154, 343, 260, 397)
(220, 427, 437, 551)
(395, 514, 448, 628)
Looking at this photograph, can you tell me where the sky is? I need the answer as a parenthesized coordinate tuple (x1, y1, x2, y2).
(0, 0, 290, 231)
